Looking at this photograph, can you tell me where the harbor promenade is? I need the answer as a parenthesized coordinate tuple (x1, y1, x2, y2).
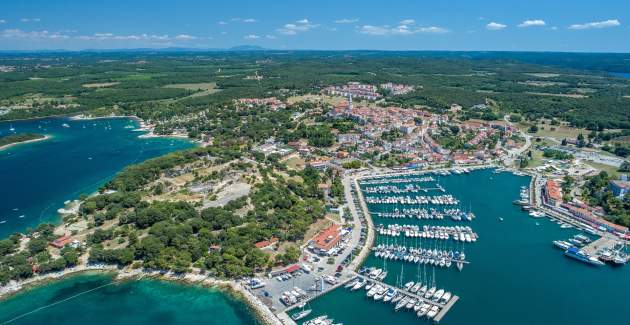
(346, 174, 375, 270)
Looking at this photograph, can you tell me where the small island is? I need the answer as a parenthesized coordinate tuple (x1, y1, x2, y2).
(0, 133, 48, 151)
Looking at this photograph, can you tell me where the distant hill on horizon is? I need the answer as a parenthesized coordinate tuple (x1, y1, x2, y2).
(1, 48, 629, 73)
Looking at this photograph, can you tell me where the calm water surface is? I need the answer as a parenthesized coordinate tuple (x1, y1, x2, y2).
(0, 273, 260, 325)
(305, 169, 630, 325)
(0, 117, 193, 237)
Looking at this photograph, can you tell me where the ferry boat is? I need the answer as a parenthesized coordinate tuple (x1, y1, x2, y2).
(564, 247, 605, 266)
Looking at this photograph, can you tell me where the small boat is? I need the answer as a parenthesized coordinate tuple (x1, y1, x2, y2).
(292, 309, 313, 321)
(440, 292, 452, 304)
(62, 123, 70, 128)
(427, 306, 439, 319)
(552, 240, 572, 250)
(499, 217, 504, 222)
(0, 220, 6, 224)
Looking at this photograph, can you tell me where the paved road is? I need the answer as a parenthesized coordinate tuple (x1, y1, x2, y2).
(503, 114, 532, 166)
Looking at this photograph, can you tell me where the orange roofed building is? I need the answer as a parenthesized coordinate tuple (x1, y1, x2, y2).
(255, 238, 279, 250)
(544, 180, 562, 207)
(50, 234, 72, 249)
(312, 224, 342, 254)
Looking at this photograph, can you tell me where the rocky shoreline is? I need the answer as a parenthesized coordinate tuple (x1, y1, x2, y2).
(0, 266, 284, 325)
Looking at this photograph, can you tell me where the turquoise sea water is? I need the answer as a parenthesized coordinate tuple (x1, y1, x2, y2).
(0, 117, 193, 238)
(305, 169, 630, 325)
(0, 273, 260, 325)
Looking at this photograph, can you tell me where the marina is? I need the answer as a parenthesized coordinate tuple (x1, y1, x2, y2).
(343, 273, 459, 321)
(301, 168, 630, 325)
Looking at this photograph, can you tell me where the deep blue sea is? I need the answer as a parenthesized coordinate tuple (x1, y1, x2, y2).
(609, 71, 630, 78)
(305, 169, 630, 325)
(0, 117, 193, 237)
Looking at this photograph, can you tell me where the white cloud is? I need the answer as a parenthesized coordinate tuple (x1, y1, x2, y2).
(518, 19, 546, 28)
(244, 34, 260, 39)
(231, 18, 257, 23)
(359, 25, 390, 36)
(359, 24, 447, 36)
(568, 19, 620, 30)
(400, 19, 415, 25)
(277, 19, 319, 35)
(69, 33, 201, 42)
(265, 34, 276, 39)
(1, 29, 68, 39)
(335, 18, 358, 24)
(0, 19, 6, 24)
(218, 21, 227, 25)
(175, 34, 196, 40)
(20, 18, 40, 23)
(486, 22, 507, 30)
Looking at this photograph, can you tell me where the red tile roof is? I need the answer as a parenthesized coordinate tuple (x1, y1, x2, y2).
(313, 224, 342, 251)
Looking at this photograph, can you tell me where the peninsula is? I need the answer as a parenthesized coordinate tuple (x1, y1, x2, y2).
(0, 133, 48, 151)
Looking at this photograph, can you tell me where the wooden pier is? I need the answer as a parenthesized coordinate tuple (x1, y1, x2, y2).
(352, 274, 459, 322)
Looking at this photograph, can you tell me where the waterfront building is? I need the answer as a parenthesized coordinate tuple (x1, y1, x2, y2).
(543, 180, 563, 207)
(312, 224, 343, 254)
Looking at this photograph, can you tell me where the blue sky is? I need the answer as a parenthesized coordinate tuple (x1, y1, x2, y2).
(0, 0, 629, 52)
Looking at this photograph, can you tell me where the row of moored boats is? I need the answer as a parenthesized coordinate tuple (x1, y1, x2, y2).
(365, 195, 459, 205)
(373, 245, 466, 270)
(344, 274, 452, 320)
(377, 224, 478, 242)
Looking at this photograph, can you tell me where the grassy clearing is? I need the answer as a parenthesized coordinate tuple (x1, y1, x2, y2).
(283, 156, 306, 170)
(585, 161, 621, 179)
(82, 82, 120, 88)
(518, 123, 588, 141)
(163, 82, 221, 100)
(524, 73, 561, 78)
(526, 92, 588, 99)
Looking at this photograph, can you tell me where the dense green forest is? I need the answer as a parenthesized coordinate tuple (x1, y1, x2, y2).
(1, 51, 629, 130)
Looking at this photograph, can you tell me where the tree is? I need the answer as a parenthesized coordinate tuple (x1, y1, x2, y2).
(28, 238, 48, 254)
(619, 161, 630, 172)
(509, 114, 522, 123)
(528, 125, 538, 133)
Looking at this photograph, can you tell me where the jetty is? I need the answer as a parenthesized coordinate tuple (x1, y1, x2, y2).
(581, 234, 619, 256)
(348, 274, 459, 323)
(433, 295, 459, 323)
